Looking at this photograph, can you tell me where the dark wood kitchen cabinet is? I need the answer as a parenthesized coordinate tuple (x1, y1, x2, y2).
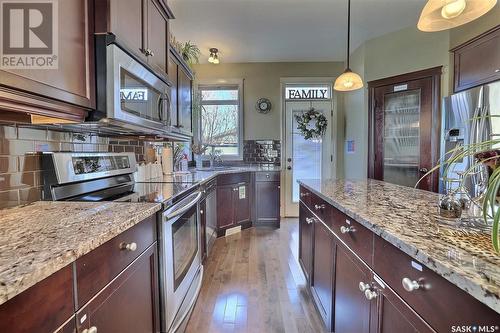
(169, 48, 193, 138)
(334, 246, 371, 333)
(95, 0, 172, 77)
(299, 202, 314, 283)
(216, 173, 251, 235)
(311, 218, 335, 331)
(254, 171, 281, 227)
(0, 0, 93, 122)
(452, 25, 500, 93)
(76, 244, 160, 333)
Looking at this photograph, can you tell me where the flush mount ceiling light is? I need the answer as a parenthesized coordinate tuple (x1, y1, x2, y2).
(334, 0, 364, 92)
(208, 48, 220, 64)
(418, 0, 497, 32)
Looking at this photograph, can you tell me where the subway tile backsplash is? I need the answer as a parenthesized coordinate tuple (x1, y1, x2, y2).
(0, 125, 147, 209)
(243, 140, 281, 165)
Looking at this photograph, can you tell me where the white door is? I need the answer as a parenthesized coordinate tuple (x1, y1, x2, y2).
(283, 97, 333, 217)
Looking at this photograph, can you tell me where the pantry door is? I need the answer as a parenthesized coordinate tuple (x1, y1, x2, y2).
(283, 83, 334, 217)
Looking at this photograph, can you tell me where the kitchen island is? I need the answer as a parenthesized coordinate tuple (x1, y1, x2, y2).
(298, 178, 500, 332)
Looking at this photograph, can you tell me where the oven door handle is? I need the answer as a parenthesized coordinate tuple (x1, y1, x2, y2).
(164, 191, 202, 220)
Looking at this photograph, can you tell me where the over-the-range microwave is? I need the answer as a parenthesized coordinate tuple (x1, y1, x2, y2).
(82, 34, 184, 139)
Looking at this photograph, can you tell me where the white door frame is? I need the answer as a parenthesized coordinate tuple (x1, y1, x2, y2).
(279, 77, 338, 217)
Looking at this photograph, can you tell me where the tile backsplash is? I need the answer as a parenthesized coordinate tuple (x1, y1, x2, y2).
(243, 140, 281, 165)
(0, 125, 147, 209)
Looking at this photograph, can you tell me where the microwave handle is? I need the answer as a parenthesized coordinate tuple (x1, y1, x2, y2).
(158, 93, 171, 126)
(164, 92, 171, 127)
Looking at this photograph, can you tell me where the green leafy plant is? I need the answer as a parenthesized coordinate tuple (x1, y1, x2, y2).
(416, 115, 500, 252)
(181, 41, 201, 65)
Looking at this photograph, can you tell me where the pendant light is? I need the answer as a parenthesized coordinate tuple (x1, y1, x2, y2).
(418, 0, 497, 32)
(208, 48, 220, 64)
(334, 0, 364, 92)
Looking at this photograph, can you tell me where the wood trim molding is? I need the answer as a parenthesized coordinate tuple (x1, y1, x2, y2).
(450, 24, 500, 52)
(367, 66, 443, 88)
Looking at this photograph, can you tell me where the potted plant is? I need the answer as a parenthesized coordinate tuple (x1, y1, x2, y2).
(418, 116, 500, 252)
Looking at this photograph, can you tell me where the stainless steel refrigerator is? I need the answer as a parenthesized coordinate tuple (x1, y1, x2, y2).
(440, 81, 500, 196)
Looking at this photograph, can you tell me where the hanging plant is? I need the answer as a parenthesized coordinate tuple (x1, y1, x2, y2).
(294, 107, 328, 140)
(181, 41, 201, 65)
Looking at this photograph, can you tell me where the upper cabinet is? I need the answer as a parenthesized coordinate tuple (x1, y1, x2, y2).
(452, 25, 500, 93)
(169, 48, 194, 137)
(0, 0, 94, 122)
(95, 0, 172, 80)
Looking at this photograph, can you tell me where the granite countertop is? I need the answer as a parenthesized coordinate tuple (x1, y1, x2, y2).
(298, 178, 500, 314)
(0, 201, 161, 306)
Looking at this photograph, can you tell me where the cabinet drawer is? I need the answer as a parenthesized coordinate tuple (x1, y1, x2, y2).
(299, 185, 312, 207)
(373, 236, 500, 332)
(255, 171, 280, 182)
(0, 265, 74, 333)
(332, 208, 373, 265)
(217, 172, 250, 186)
(308, 192, 333, 228)
(75, 214, 156, 308)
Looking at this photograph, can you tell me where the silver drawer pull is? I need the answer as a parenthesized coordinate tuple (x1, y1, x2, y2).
(200, 209, 204, 215)
(340, 225, 355, 234)
(314, 204, 325, 210)
(364, 289, 378, 300)
(402, 277, 422, 292)
(359, 282, 370, 292)
(305, 217, 314, 224)
(300, 192, 309, 198)
(121, 242, 137, 252)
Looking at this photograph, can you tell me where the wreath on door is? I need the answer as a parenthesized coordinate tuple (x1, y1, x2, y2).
(294, 107, 328, 140)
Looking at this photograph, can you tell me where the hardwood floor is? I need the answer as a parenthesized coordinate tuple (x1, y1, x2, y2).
(186, 219, 327, 333)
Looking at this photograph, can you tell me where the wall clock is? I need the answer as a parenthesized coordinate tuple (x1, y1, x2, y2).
(256, 98, 272, 114)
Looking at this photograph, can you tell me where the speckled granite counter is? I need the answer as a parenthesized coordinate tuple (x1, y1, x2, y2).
(0, 201, 161, 306)
(298, 178, 500, 314)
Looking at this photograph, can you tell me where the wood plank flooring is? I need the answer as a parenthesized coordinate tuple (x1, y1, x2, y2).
(186, 219, 327, 333)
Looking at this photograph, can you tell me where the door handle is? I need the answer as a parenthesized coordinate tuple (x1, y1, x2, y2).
(287, 166, 292, 170)
(419, 168, 429, 173)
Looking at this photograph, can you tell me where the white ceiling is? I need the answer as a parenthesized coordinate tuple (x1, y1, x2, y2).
(169, 0, 428, 63)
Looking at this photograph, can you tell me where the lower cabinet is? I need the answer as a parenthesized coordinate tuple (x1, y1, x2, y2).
(216, 174, 251, 235)
(254, 171, 281, 227)
(299, 203, 314, 282)
(76, 244, 160, 333)
(311, 218, 335, 331)
(334, 246, 371, 333)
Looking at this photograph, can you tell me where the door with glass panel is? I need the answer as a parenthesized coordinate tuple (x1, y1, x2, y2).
(284, 85, 333, 217)
(369, 70, 440, 192)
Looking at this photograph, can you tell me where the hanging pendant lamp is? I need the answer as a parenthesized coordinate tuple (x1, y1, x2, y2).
(418, 0, 497, 32)
(334, 0, 364, 92)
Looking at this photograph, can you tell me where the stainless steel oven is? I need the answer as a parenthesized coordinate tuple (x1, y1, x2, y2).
(161, 190, 203, 333)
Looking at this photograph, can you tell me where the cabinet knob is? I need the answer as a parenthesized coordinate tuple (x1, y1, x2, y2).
(121, 242, 137, 252)
(300, 192, 309, 198)
(145, 48, 154, 57)
(82, 327, 98, 333)
(305, 217, 314, 225)
(495, 69, 500, 73)
(364, 289, 378, 300)
(402, 277, 422, 292)
(200, 209, 204, 215)
(359, 282, 370, 292)
(314, 204, 325, 210)
(340, 225, 355, 234)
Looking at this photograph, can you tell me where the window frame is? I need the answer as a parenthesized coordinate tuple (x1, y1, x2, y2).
(196, 79, 244, 160)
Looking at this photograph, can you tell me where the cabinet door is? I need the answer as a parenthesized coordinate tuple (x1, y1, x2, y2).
(453, 26, 500, 92)
(217, 185, 234, 228)
(299, 203, 314, 282)
(76, 244, 160, 333)
(168, 55, 179, 127)
(146, 0, 168, 74)
(108, 0, 146, 61)
(178, 66, 193, 134)
(370, 280, 435, 333)
(334, 246, 371, 333)
(234, 183, 250, 224)
(311, 219, 335, 331)
(200, 198, 207, 262)
(0, 0, 94, 110)
(255, 181, 280, 225)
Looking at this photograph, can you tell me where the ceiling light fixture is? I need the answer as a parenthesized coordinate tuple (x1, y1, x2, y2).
(208, 48, 220, 64)
(334, 0, 364, 92)
(418, 0, 497, 32)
